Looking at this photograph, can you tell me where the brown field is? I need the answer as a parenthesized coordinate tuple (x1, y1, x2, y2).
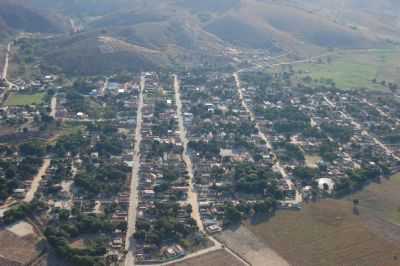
(246, 198, 400, 266)
(350, 173, 400, 224)
(169, 250, 246, 266)
(0, 225, 43, 265)
(215, 226, 288, 266)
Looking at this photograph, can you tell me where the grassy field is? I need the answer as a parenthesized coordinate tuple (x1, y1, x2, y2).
(5, 92, 45, 106)
(246, 197, 400, 266)
(294, 49, 400, 90)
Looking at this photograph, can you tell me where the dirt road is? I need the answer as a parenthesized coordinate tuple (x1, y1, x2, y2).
(2, 42, 10, 80)
(323, 96, 400, 161)
(125, 74, 145, 266)
(234, 72, 302, 203)
(173, 74, 204, 232)
(23, 159, 51, 203)
(50, 96, 57, 119)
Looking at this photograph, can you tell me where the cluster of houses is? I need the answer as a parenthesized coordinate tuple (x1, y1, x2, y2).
(239, 77, 400, 197)
(2, 69, 399, 265)
(29, 76, 143, 264)
(178, 72, 296, 230)
(134, 72, 198, 262)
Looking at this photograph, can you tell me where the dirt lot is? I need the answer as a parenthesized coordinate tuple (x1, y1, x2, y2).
(169, 250, 246, 266)
(246, 198, 400, 266)
(215, 226, 289, 266)
(0, 224, 43, 265)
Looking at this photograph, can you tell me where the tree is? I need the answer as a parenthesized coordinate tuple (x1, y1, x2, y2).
(224, 205, 242, 225)
(19, 141, 45, 157)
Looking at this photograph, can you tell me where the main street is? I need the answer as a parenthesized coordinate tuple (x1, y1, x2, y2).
(125, 74, 145, 266)
(173, 74, 204, 232)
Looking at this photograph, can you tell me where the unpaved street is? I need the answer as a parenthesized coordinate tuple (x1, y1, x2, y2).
(24, 159, 51, 203)
(125, 74, 145, 266)
(173, 75, 204, 232)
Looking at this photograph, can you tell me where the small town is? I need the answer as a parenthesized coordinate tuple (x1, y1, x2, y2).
(1, 63, 400, 265)
(1, 1, 400, 265)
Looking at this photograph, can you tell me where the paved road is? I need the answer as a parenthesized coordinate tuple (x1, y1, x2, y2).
(234, 73, 302, 204)
(125, 74, 145, 266)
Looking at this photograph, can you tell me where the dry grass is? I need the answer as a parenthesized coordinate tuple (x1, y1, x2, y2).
(169, 250, 246, 266)
(246, 199, 400, 266)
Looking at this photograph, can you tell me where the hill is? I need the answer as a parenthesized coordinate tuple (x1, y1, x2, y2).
(0, 1, 66, 33)
(9, 0, 400, 74)
(33, 33, 171, 76)
(205, 0, 380, 53)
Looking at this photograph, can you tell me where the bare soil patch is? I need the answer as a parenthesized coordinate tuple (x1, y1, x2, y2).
(169, 250, 246, 266)
(215, 226, 289, 266)
(6, 221, 35, 237)
(0, 227, 42, 265)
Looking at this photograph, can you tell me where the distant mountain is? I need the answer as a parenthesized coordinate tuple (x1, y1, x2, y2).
(11, 0, 400, 75)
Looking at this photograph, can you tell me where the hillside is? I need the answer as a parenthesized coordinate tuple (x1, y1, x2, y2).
(33, 33, 171, 76)
(8, 0, 400, 74)
(0, 1, 66, 33)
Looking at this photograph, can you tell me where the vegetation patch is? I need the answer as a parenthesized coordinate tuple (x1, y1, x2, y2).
(295, 49, 400, 90)
(5, 92, 45, 106)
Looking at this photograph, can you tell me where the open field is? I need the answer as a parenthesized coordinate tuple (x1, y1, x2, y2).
(294, 49, 400, 90)
(169, 250, 246, 266)
(4, 92, 45, 106)
(350, 173, 400, 224)
(246, 198, 400, 266)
